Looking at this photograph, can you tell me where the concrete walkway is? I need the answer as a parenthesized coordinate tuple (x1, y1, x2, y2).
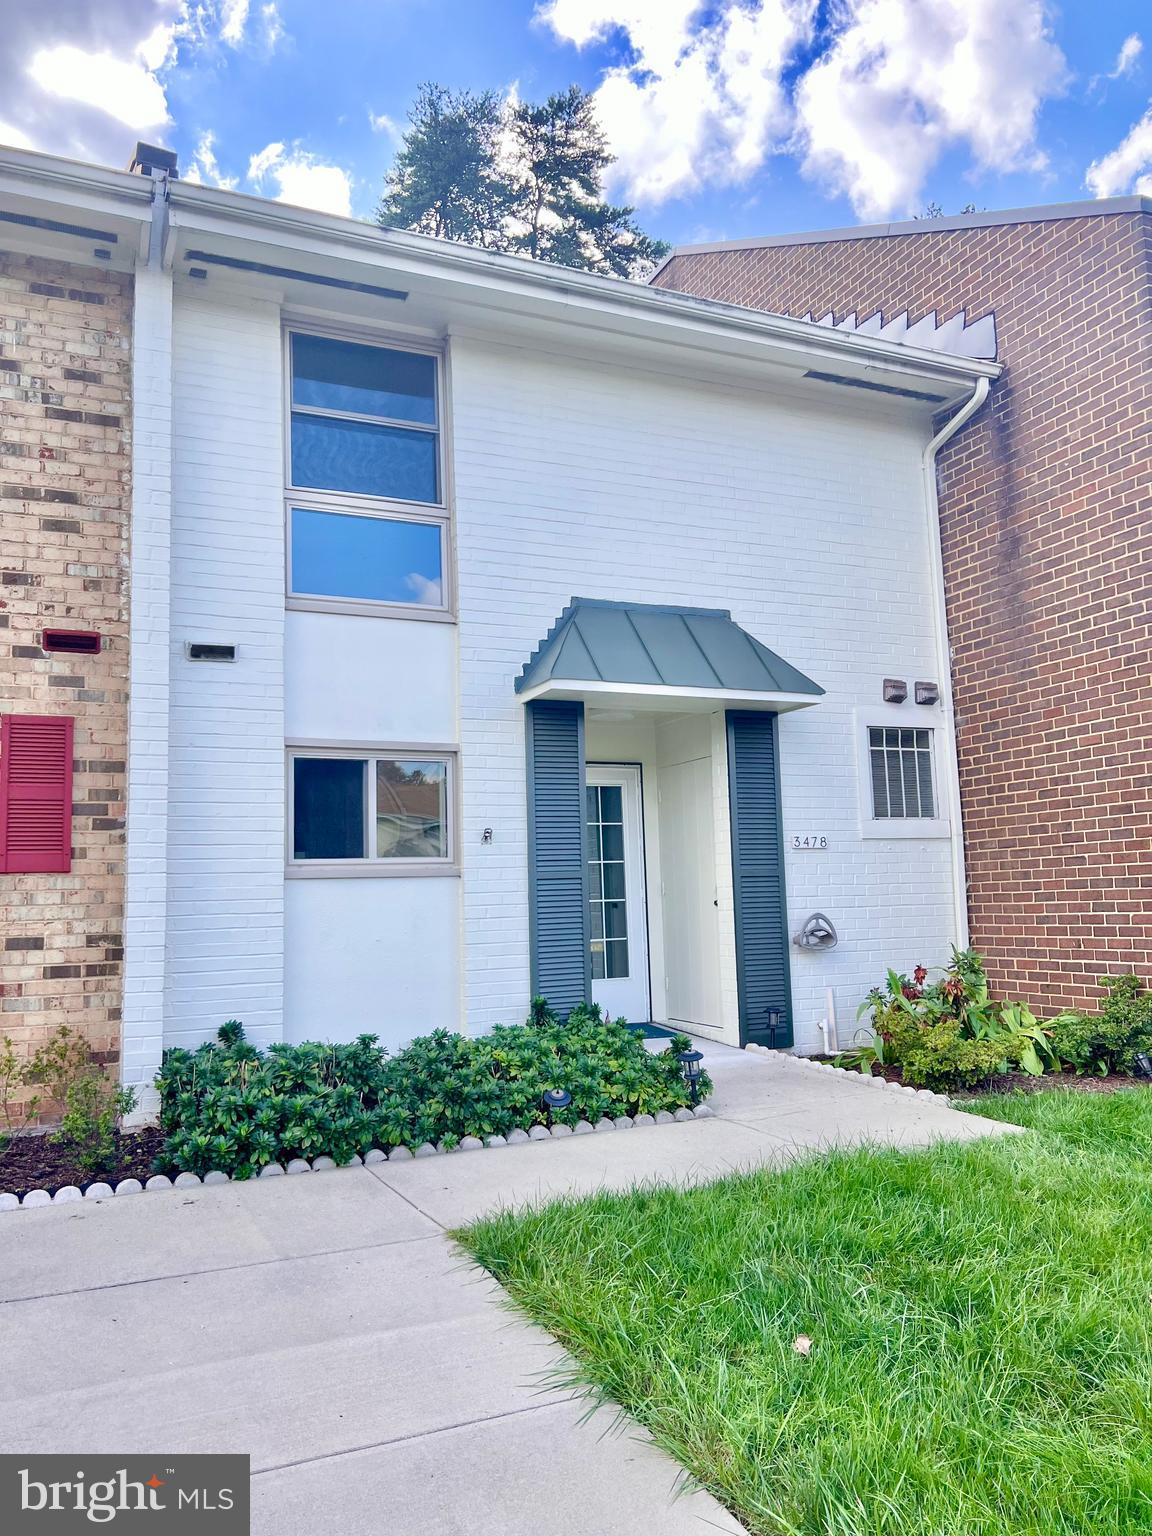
(0, 1047, 1013, 1534)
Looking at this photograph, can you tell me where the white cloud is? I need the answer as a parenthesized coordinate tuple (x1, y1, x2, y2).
(247, 141, 354, 216)
(0, 122, 35, 151)
(218, 0, 250, 46)
(1086, 104, 1152, 197)
(542, 0, 1067, 220)
(185, 130, 238, 189)
(538, 0, 816, 204)
(28, 42, 171, 130)
(1111, 34, 1143, 79)
(0, 3, 287, 169)
(369, 111, 399, 137)
(793, 0, 1067, 220)
(217, 0, 282, 49)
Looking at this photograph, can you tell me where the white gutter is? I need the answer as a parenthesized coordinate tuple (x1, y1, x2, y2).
(922, 375, 991, 950)
(167, 181, 998, 395)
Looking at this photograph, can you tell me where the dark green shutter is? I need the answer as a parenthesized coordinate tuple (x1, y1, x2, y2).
(726, 710, 793, 1048)
(526, 699, 591, 1016)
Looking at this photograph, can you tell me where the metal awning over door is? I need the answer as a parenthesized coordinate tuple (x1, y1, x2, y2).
(516, 598, 823, 713)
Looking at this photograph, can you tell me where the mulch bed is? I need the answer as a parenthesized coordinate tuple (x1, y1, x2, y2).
(0, 1126, 165, 1201)
(813, 1057, 1150, 1099)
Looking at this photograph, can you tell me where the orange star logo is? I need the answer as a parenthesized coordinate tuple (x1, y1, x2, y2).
(146, 1476, 164, 1490)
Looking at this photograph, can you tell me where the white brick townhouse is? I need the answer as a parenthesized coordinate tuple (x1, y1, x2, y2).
(0, 144, 1000, 1100)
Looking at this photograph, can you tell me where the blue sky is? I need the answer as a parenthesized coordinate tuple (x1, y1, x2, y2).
(5, 1, 1152, 249)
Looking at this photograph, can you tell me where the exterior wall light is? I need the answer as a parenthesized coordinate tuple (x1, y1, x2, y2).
(883, 678, 908, 703)
(915, 681, 940, 705)
(678, 1049, 704, 1104)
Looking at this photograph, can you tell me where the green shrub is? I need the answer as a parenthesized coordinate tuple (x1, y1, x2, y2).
(1045, 975, 1152, 1075)
(842, 949, 1056, 1090)
(26, 1026, 137, 1176)
(157, 1006, 710, 1179)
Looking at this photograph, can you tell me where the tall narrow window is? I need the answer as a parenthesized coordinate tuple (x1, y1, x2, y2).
(286, 330, 447, 615)
(586, 783, 629, 979)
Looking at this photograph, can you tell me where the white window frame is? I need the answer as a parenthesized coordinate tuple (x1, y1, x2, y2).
(286, 741, 460, 877)
(283, 324, 453, 621)
(855, 709, 951, 840)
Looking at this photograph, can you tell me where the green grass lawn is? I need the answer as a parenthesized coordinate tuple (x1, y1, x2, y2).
(459, 1090, 1152, 1536)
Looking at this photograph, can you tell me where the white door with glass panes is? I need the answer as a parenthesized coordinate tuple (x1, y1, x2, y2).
(586, 764, 650, 1023)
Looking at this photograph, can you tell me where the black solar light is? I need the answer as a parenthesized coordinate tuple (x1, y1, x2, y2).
(678, 1049, 704, 1104)
(766, 1007, 783, 1049)
(542, 1087, 572, 1124)
(1134, 1053, 1152, 1079)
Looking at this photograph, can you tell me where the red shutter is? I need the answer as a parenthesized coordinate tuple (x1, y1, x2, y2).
(0, 715, 74, 874)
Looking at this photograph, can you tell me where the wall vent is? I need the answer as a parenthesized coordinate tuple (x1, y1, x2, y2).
(42, 629, 101, 656)
(186, 642, 237, 663)
(804, 370, 948, 404)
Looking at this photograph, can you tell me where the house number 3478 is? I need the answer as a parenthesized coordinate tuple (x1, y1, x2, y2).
(791, 835, 828, 850)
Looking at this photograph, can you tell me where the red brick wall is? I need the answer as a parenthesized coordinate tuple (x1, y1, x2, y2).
(656, 214, 1152, 1011)
(0, 252, 131, 1099)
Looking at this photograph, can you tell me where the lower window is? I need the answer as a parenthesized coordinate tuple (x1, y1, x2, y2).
(290, 750, 453, 866)
(868, 727, 936, 819)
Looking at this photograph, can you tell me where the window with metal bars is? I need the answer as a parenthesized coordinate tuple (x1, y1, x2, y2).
(868, 726, 936, 819)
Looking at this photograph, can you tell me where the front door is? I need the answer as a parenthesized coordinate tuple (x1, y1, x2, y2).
(659, 754, 722, 1031)
(586, 764, 650, 1023)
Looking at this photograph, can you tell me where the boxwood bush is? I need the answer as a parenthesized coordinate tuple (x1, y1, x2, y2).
(156, 1007, 711, 1179)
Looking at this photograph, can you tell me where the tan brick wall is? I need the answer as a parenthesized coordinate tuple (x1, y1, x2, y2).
(656, 215, 1152, 1012)
(0, 251, 131, 1101)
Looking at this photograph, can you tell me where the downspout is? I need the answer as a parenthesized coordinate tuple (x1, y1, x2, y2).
(922, 376, 990, 951)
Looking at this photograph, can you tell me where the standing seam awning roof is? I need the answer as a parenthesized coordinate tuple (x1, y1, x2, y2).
(515, 599, 824, 698)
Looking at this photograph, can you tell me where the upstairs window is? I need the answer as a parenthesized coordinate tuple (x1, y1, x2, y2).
(289, 333, 440, 505)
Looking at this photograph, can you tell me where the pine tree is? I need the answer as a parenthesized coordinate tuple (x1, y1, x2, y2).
(378, 84, 512, 247)
(378, 83, 668, 279)
(505, 86, 668, 277)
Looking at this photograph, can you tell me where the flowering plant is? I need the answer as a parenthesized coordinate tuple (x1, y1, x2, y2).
(841, 948, 1057, 1089)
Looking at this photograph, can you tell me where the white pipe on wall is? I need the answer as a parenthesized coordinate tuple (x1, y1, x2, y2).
(921, 375, 991, 952)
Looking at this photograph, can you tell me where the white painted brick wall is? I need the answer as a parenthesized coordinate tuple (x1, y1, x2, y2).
(165, 291, 286, 1051)
(451, 337, 959, 1047)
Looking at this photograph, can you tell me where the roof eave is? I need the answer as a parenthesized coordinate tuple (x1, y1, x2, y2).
(166, 180, 999, 388)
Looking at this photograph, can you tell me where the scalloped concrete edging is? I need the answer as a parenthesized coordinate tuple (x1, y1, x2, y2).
(0, 1103, 717, 1212)
(743, 1042, 951, 1104)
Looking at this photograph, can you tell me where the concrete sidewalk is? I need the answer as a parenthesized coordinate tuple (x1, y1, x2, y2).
(0, 1047, 1014, 1534)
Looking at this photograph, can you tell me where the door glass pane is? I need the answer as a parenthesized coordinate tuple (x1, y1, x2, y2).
(376, 760, 447, 858)
(598, 785, 623, 823)
(291, 413, 439, 502)
(291, 507, 443, 605)
(603, 939, 629, 979)
(599, 822, 624, 862)
(292, 335, 437, 424)
(587, 781, 629, 979)
(603, 900, 628, 938)
(293, 758, 365, 859)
